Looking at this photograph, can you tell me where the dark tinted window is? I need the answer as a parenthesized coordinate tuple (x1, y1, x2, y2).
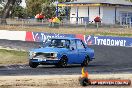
(45, 39, 70, 48)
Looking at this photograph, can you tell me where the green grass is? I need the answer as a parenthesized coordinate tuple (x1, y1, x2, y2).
(0, 49, 28, 66)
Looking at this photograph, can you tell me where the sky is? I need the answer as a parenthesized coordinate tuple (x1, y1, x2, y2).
(20, 0, 26, 8)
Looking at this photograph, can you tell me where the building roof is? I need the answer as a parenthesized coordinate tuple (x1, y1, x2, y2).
(77, 0, 132, 5)
(59, 0, 132, 6)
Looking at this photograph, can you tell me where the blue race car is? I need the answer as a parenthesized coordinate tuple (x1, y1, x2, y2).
(28, 37, 95, 68)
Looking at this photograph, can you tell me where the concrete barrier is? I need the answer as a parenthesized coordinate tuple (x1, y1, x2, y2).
(0, 30, 26, 41)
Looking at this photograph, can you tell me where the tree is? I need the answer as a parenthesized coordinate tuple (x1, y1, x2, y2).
(0, 0, 6, 15)
(0, 0, 16, 24)
(0, 0, 22, 24)
(42, 3, 56, 19)
(26, 0, 50, 17)
(11, 5, 27, 18)
(26, 0, 69, 18)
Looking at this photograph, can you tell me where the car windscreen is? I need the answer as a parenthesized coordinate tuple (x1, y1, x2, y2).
(44, 39, 70, 48)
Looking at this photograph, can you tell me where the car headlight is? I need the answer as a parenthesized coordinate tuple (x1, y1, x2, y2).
(51, 53, 57, 58)
(30, 52, 36, 57)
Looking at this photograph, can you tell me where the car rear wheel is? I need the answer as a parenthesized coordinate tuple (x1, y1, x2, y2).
(56, 56, 68, 67)
(29, 60, 38, 68)
(81, 56, 90, 67)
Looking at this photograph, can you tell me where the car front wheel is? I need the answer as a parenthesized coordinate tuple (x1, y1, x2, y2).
(29, 60, 38, 68)
(56, 56, 68, 67)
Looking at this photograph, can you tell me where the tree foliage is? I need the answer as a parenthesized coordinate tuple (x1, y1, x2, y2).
(26, 0, 70, 19)
(11, 5, 27, 18)
(126, 0, 132, 2)
(42, 3, 56, 19)
(26, 0, 56, 17)
(0, 0, 22, 24)
(0, 0, 73, 24)
(26, 0, 43, 17)
(0, 0, 6, 16)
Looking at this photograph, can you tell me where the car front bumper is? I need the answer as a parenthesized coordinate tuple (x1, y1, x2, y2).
(30, 59, 60, 65)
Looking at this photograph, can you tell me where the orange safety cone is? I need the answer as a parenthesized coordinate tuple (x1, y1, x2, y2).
(79, 67, 91, 86)
(79, 67, 131, 86)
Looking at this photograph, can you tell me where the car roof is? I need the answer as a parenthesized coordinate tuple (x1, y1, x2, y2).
(49, 37, 80, 40)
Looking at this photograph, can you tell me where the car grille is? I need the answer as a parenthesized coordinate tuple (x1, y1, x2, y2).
(43, 53, 51, 58)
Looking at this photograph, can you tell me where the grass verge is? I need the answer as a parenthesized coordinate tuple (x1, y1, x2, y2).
(0, 49, 28, 66)
(0, 25, 132, 37)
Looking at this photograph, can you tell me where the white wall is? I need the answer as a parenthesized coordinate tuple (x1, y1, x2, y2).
(0, 30, 26, 41)
(78, 7, 89, 24)
(89, 7, 103, 23)
(102, 7, 132, 24)
(70, 7, 89, 24)
(78, 7, 88, 17)
(116, 7, 132, 23)
(70, 7, 77, 23)
(102, 7, 115, 24)
(70, 6, 132, 24)
(70, 6, 103, 24)
(97, 6, 132, 24)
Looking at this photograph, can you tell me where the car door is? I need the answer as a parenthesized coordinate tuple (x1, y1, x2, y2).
(67, 39, 78, 64)
(76, 39, 86, 63)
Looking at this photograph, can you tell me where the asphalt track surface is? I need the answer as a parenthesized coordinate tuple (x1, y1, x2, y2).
(0, 39, 132, 76)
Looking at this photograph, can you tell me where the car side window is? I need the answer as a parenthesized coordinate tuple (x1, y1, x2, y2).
(76, 40, 85, 49)
(70, 40, 76, 50)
